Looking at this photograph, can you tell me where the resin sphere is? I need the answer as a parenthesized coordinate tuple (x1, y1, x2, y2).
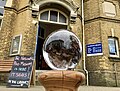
(43, 29, 82, 70)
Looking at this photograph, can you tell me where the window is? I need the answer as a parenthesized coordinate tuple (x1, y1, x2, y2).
(108, 37, 119, 57)
(40, 11, 48, 20)
(102, 1, 116, 17)
(50, 11, 58, 22)
(10, 34, 22, 56)
(40, 9, 68, 25)
(59, 13, 66, 23)
(0, 0, 7, 28)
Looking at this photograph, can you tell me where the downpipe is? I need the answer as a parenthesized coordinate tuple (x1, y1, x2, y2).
(81, 0, 89, 86)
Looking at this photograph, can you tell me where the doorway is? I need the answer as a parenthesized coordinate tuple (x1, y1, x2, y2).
(36, 22, 67, 70)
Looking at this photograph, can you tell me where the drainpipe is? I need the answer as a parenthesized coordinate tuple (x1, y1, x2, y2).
(81, 0, 89, 86)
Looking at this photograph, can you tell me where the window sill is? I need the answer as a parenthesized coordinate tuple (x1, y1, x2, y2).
(108, 57, 120, 62)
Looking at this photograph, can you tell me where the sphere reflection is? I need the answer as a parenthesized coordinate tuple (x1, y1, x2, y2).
(43, 29, 82, 70)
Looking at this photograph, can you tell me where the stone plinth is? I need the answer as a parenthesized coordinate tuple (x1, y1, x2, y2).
(38, 70, 85, 91)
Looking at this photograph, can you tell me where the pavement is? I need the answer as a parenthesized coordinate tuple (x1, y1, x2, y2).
(1, 86, 120, 91)
(0, 86, 45, 91)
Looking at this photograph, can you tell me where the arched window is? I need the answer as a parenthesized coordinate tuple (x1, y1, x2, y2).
(39, 9, 68, 25)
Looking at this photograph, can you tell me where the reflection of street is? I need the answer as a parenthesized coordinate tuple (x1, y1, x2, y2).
(45, 34, 81, 69)
(70, 35, 81, 65)
(49, 55, 67, 68)
(46, 39, 68, 68)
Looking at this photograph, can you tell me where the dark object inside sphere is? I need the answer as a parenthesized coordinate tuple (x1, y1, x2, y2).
(43, 29, 82, 70)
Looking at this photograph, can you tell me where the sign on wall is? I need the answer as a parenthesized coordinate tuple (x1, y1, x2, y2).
(7, 56, 34, 88)
(10, 34, 22, 56)
(86, 43, 103, 56)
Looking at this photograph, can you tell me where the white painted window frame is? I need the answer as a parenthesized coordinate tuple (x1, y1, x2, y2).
(10, 34, 22, 56)
(108, 37, 119, 58)
(0, 15, 3, 30)
(39, 8, 68, 25)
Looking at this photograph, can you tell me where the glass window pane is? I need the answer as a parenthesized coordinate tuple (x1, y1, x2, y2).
(108, 38, 117, 55)
(0, 0, 6, 16)
(0, 19, 2, 25)
(12, 36, 20, 53)
(59, 13, 66, 23)
(40, 11, 48, 20)
(50, 11, 57, 22)
(0, 8, 4, 16)
(0, 0, 6, 6)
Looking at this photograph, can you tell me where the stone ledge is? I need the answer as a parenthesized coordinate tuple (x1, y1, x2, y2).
(108, 57, 120, 62)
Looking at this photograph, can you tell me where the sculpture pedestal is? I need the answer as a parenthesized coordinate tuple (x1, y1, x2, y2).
(38, 70, 85, 91)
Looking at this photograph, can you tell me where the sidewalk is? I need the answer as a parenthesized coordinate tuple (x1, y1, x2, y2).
(0, 86, 45, 91)
(1, 86, 120, 91)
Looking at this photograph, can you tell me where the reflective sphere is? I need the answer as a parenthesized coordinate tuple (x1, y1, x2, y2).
(43, 29, 82, 70)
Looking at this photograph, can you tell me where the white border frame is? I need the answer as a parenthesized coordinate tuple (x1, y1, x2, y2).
(0, 16, 3, 30)
(10, 34, 22, 56)
(87, 53, 103, 56)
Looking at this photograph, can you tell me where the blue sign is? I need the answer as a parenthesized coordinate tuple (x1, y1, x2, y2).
(86, 43, 103, 56)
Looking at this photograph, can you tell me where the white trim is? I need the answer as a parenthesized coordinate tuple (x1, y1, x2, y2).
(48, 10, 50, 21)
(37, 0, 74, 12)
(0, 6, 4, 9)
(0, 16, 3, 29)
(109, 55, 119, 58)
(0, 16, 3, 19)
(35, 70, 48, 73)
(58, 12, 60, 23)
(87, 53, 103, 56)
(39, 20, 68, 25)
(10, 34, 22, 56)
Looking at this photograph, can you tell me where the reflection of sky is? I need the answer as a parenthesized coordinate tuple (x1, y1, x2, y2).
(0, 0, 6, 15)
(45, 30, 82, 51)
(45, 30, 76, 49)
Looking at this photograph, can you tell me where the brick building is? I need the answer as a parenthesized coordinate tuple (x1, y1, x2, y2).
(0, 0, 120, 87)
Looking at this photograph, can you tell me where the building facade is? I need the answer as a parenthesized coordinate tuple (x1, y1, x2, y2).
(84, 0, 120, 86)
(0, 0, 120, 87)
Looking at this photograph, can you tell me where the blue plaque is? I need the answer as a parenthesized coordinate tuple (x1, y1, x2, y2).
(86, 43, 103, 56)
